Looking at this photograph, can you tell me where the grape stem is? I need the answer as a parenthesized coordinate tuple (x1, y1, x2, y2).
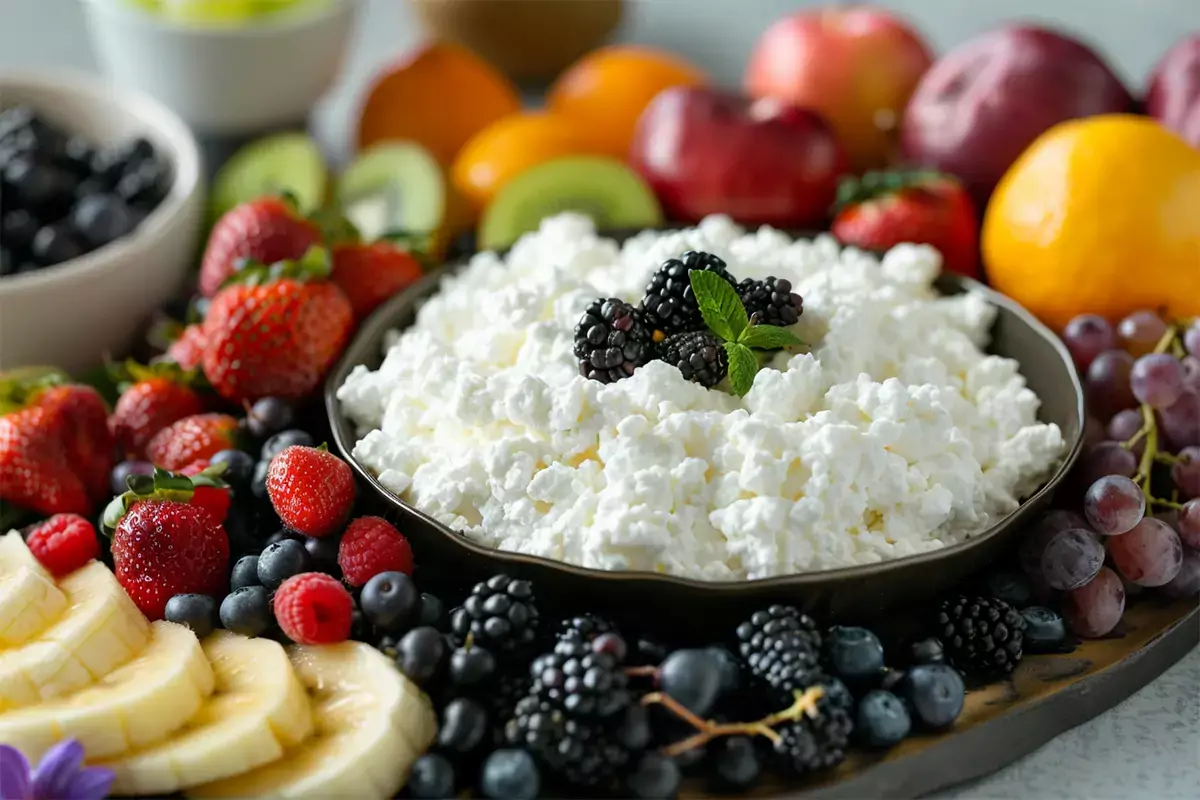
(642, 686, 825, 756)
(1124, 323, 1187, 511)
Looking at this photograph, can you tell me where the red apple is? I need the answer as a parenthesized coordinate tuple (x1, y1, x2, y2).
(1146, 35, 1200, 148)
(900, 25, 1133, 208)
(744, 6, 934, 171)
(629, 86, 848, 228)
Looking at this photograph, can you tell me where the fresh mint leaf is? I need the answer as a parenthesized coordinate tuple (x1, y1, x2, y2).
(738, 324, 806, 350)
(690, 270, 748, 342)
(724, 341, 759, 397)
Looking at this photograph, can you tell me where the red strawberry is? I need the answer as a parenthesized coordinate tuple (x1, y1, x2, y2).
(35, 384, 116, 505)
(266, 444, 355, 538)
(830, 170, 981, 280)
(106, 472, 230, 619)
(108, 362, 206, 459)
(166, 324, 209, 371)
(179, 459, 232, 525)
(199, 196, 322, 297)
(330, 241, 424, 321)
(145, 413, 239, 472)
(202, 248, 354, 404)
(25, 513, 99, 577)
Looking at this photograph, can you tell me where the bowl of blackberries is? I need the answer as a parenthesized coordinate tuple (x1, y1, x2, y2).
(0, 70, 203, 373)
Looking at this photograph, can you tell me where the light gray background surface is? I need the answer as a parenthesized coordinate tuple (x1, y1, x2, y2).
(2, 2, 1197, 797)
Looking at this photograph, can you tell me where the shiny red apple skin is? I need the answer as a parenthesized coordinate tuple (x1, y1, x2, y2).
(900, 25, 1134, 208)
(1146, 35, 1200, 148)
(628, 86, 848, 229)
(744, 5, 934, 171)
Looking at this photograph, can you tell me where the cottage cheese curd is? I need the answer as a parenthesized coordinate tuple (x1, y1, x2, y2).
(338, 215, 1065, 580)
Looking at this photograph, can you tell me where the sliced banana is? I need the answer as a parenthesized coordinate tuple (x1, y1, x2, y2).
(191, 640, 436, 799)
(0, 530, 48, 577)
(0, 621, 214, 763)
(0, 566, 68, 646)
(101, 631, 313, 795)
(0, 560, 151, 710)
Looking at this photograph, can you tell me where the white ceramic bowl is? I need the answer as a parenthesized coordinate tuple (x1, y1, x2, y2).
(0, 70, 203, 375)
(81, 0, 361, 136)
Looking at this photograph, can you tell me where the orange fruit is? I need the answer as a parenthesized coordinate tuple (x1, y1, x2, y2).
(452, 112, 600, 212)
(547, 45, 706, 158)
(357, 42, 522, 167)
(983, 114, 1200, 332)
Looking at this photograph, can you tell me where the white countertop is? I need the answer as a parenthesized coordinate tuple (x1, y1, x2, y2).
(3, 2, 1197, 797)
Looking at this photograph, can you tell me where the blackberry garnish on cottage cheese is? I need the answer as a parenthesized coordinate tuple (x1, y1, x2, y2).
(338, 214, 1065, 581)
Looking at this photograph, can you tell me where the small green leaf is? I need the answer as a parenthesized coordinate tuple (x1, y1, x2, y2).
(152, 468, 196, 497)
(126, 474, 155, 495)
(690, 271, 749, 342)
(738, 325, 807, 351)
(101, 495, 130, 536)
(724, 342, 759, 397)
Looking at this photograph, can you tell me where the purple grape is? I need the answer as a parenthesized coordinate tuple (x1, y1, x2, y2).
(1160, 548, 1200, 598)
(1063, 567, 1125, 638)
(1177, 499, 1200, 550)
(1130, 353, 1186, 409)
(1116, 311, 1167, 357)
(1184, 324, 1200, 358)
(1106, 409, 1144, 450)
(1172, 447, 1200, 499)
(1108, 517, 1183, 587)
(1083, 414, 1105, 448)
(1078, 441, 1139, 487)
(1086, 350, 1136, 420)
(1063, 314, 1115, 372)
(1019, 510, 1089, 577)
(1083, 475, 1146, 535)
(1181, 356, 1200, 391)
(1159, 389, 1200, 451)
(1040, 528, 1105, 590)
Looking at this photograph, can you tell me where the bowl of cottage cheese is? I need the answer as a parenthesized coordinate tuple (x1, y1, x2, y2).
(330, 215, 1083, 616)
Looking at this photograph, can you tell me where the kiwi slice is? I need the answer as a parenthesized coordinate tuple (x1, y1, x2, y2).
(210, 132, 327, 221)
(478, 156, 663, 251)
(337, 142, 446, 243)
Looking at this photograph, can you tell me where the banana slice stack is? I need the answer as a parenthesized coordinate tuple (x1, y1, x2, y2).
(0, 531, 437, 798)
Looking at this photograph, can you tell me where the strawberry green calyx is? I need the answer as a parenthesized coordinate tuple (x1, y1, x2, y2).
(101, 465, 228, 535)
(106, 358, 199, 394)
(220, 244, 332, 290)
(0, 368, 70, 415)
(312, 209, 361, 245)
(833, 169, 947, 211)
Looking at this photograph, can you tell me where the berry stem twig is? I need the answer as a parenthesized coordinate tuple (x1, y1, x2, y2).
(641, 686, 825, 756)
(624, 665, 658, 678)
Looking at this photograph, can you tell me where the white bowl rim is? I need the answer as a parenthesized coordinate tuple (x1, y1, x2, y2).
(0, 69, 202, 295)
(79, 0, 362, 38)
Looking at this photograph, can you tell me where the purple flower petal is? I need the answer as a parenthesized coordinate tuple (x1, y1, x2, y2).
(30, 740, 84, 800)
(59, 768, 114, 800)
(0, 745, 33, 800)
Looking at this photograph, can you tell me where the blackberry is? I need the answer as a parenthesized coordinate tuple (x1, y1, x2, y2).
(640, 250, 738, 335)
(935, 595, 1026, 676)
(505, 694, 633, 791)
(736, 606, 824, 705)
(529, 637, 631, 717)
(661, 330, 728, 388)
(736, 276, 803, 327)
(557, 613, 617, 644)
(490, 672, 532, 745)
(573, 299, 657, 384)
(771, 682, 854, 774)
(450, 574, 539, 656)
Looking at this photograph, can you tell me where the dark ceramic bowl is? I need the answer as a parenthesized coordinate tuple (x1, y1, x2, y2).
(326, 235, 1085, 626)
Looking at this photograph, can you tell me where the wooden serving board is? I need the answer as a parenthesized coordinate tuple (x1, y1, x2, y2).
(702, 597, 1197, 799)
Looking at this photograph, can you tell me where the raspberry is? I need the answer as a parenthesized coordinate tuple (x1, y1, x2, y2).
(266, 445, 356, 537)
(25, 514, 99, 577)
(338, 516, 414, 587)
(274, 572, 354, 645)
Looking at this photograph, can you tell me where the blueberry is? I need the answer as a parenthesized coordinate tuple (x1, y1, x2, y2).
(117, 158, 168, 207)
(58, 135, 95, 175)
(360, 570, 419, 633)
(246, 397, 295, 439)
(416, 592, 445, 629)
(1021, 606, 1067, 653)
(615, 704, 652, 750)
(251, 460, 270, 499)
(262, 528, 300, 547)
(826, 626, 885, 681)
(626, 752, 681, 799)
(713, 736, 760, 790)
(31, 222, 86, 266)
(437, 697, 488, 753)
(304, 535, 341, 575)
(2, 209, 39, 251)
(480, 749, 540, 800)
(219, 586, 272, 637)
(256, 539, 308, 590)
(448, 645, 495, 687)
(822, 677, 855, 711)
(110, 460, 154, 495)
(210, 449, 254, 489)
(987, 570, 1034, 609)
(74, 177, 106, 199)
(909, 637, 945, 665)
(407, 753, 455, 799)
(72, 194, 136, 247)
(261, 429, 314, 462)
(6, 159, 73, 216)
(900, 663, 965, 729)
(880, 668, 906, 693)
(0, 106, 36, 142)
(164, 593, 216, 638)
(659, 649, 723, 716)
(230, 555, 261, 590)
(856, 689, 912, 748)
(705, 646, 741, 694)
(395, 626, 446, 685)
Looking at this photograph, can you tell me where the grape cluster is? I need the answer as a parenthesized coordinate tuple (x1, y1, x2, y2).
(1028, 311, 1200, 638)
